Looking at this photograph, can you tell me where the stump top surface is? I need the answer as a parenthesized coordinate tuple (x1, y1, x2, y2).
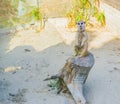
(67, 52, 95, 68)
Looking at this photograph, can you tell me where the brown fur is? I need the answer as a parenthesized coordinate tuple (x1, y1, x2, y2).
(74, 20, 88, 57)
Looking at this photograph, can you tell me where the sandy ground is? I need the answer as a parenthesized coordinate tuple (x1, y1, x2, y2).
(0, 18, 120, 104)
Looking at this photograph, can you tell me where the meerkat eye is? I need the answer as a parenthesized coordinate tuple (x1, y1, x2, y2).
(77, 23, 80, 25)
(81, 22, 83, 25)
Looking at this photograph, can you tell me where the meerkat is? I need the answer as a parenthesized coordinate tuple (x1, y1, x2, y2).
(74, 20, 88, 57)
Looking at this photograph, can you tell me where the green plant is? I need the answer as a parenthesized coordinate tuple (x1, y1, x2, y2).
(47, 79, 60, 90)
(0, 0, 45, 30)
(16, 0, 44, 29)
(31, 7, 42, 21)
(66, 0, 106, 28)
(47, 77, 69, 94)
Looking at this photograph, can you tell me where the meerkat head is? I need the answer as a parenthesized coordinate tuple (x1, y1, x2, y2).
(76, 20, 85, 32)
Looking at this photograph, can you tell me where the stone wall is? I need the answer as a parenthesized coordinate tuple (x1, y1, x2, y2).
(100, 2, 120, 35)
(101, 0, 120, 10)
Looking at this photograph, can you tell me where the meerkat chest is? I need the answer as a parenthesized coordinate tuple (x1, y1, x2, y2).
(78, 32, 85, 40)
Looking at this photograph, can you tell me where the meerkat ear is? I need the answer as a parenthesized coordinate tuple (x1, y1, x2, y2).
(84, 21, 86, 24)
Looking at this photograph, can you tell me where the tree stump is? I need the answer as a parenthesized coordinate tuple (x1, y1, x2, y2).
(64, 52, 94, 104)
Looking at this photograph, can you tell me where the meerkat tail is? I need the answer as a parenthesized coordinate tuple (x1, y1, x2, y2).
(44, 74, 61, 81)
